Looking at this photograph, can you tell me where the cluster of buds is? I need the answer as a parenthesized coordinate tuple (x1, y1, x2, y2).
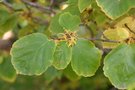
(53, 30, 77, 47)
(125, 37, 135, 44)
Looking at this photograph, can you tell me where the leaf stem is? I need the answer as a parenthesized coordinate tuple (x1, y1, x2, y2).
(124, 23, 135, 35)
(88, 38, 120, 43)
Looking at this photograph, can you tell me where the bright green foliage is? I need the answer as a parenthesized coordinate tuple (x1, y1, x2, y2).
(96, 0, 135, 19)
(0, 56, 16, 83)
(0, 0, 135, 89)
(71, 39, 102, 77)
(11, 33, 56, 75)
(78, 0, 92, 12)
(104, 44, 135, 89)
(59, 12, 81, 31)
(53, 41, 72, 69)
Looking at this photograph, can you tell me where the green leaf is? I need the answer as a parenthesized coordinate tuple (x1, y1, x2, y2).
(92, 11, 108, 26)
(0, 13, 18, 31)
(49, 5, 80, 33)
(44, 66, 62, 84)
(128, 83, 135, 90)
(18, 25, 35, 37)
(0, 56, 3, 64)
(53, 41, 72, 70)
(68, 0, 78, 5)
(103, 27, 129, 40)
(102, 27, 129, 49)
(11, 33, 56, 75)
(59, 12, 81, 31)
(49, 13, 64, 33)
(77, 25, 91, 39)
(71, 39, 102, 77)
(64, 5, 80, 16)
(96, 0, 135, 19)
(103, 44, 135, 89)
(63, 64, 80, 81)
(78, 0, 92, 12)
(0, 56, 16, 83)
(12, 3, 25, 10)
(0, 9, 9, 25)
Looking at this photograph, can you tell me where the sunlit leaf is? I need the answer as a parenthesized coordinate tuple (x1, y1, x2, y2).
(50, 4, 80, 33)
(96, 0, 135, 19)
(104, 44, 135, 89)
(102, 27, 129, 48)
(11, 33, 56, 75)
(53, 41, 72, 70)
(78, 0, 92, 12)
(49, 14, 64, 33)
(59, 12, 81, 31)
(71, 39, 102, 77)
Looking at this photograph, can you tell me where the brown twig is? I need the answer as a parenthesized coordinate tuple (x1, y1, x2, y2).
(124, 23, 135, 35)
(88, 38, 120, 43)
(1, 0, 23, 11)
(2, 1, 13, 9)
(102, 33, 110, 40)
(22, 2, 49, 25)
(1, 0, 15, 11)
(21, 0, 55, 14)
(50, 0, 55, 7)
